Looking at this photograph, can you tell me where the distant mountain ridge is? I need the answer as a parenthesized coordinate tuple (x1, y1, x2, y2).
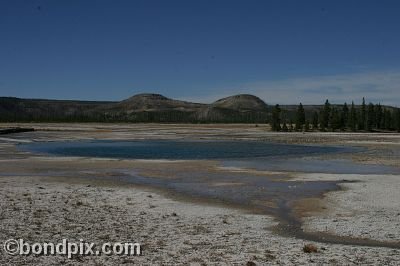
(0, 93, 398, 123)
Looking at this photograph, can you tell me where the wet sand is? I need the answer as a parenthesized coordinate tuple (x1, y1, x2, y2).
(1, 123, 400, 265)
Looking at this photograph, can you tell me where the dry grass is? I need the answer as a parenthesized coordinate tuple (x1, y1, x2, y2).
(303, 243, 318, 253)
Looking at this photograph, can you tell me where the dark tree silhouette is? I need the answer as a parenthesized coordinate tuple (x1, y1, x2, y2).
(396, 109, 400, 132)
(295, 103, 306, 131)
(271, 104, 281, 131)
(366, 103, 375, 131)
(341, 102, 349, 130)
(312, 111, 319, 130)
(348, 101, 357, 131)
(304, 120, 310, 131)
(384, 109, 393, 130)
(375, 104, 383, 129)
(289, 119, 294, 131)
(320, 99, 331, 130)
(359, 97, 366, 130)
(282, 120, 288, 132)
(330, 107, 341, 131)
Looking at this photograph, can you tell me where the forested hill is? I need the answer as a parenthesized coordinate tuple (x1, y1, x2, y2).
(0, 94, 399, 131)
(0, 94, 269, 123)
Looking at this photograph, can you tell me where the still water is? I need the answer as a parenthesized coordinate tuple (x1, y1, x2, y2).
(20, 139, 346, 160)
(18, 139, 400, 247)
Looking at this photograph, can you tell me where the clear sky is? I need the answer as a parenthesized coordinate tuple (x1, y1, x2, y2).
(1, 0, 400, 106)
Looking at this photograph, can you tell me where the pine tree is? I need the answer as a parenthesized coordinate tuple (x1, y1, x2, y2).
(282, 121, 288, 132)
(384, 109, 392, 130)
(271, 104, 281, 131)
(348, 101, 357, 131)
(289, 119, 294, 131)
(304, 120, 310, 131)
(312, 112, 319, 130)
(341, 103, 349, 130)
(295, 103, 306, 131)
(359, 97, 366, 130)
(366, 103, 375, 131)
(320, 99, 331, 130)
(396, 109, 400, 132)
(375, 103, 383, 129)
(330, 107, 341, 131)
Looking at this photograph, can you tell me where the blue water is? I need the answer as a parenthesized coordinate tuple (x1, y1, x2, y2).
(19, 140, 400, 175)
(20, 139, 348, 160)
(16, 139, 400, 247)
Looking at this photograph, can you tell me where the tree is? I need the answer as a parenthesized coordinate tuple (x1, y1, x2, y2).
(341, 102, 349, 130)
(304, 120, 310, 131)
(359, 97, 366, 130)
(396, 109, 400, 132)
(375, 103, 383, 129)
(271, 104, 281, 131)
(366, 103, 375, 131)
(312, 112, 319, 130)
(348, 101, 357, 131)
(330, 107, 341, 131)
(320, 99, 331, 130)
(295, 103, 306, 131)
(289, 119, 294, 131)
(282, 120, 288, 132)
(383, 109, 392, 130)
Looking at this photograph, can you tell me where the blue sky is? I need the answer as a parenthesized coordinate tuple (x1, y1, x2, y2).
(1, 0, 400, 106)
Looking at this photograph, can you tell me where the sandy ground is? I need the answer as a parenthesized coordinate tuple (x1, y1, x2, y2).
(1, 175, 400, 265)
(0, 123, 400, 265)
(293, 173, 400, 243)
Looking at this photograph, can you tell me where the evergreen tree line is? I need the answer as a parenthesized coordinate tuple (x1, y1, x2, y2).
(0, 108, 269, 123)
(271, 98, 400, 132)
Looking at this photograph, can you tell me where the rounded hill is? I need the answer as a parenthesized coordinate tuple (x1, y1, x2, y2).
(212, 94, 267, 111)
(116, 93, 204, 112)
